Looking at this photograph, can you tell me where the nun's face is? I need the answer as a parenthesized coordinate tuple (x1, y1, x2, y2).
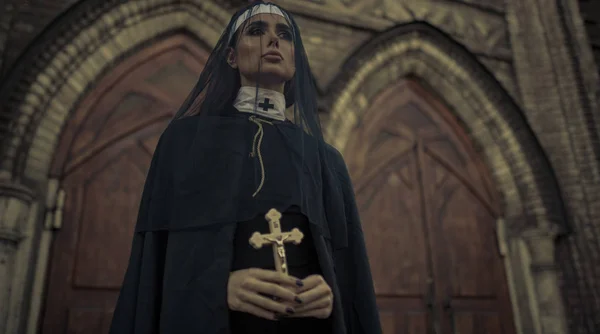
(228, 13, 296, 92)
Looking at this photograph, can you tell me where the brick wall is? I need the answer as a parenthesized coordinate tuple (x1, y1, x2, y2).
(562, 2, 600, 333)
(556, 231, 600, 333)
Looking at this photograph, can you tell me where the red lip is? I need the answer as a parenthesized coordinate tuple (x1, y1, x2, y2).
(263, 51, 283, 59)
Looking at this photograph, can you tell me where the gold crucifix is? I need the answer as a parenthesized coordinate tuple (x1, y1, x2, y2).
(249, 208, 304, 275)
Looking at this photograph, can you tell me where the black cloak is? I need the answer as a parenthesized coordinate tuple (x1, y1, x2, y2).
(109, 107, 382, 334)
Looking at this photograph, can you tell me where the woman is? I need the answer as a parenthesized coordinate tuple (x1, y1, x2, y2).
(110, 2, 381, 334)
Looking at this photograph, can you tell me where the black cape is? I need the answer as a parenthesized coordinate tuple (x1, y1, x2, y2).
(109, 107, 382, 334)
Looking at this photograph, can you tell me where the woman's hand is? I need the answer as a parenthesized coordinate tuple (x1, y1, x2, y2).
(287, 275, 333, 319)
(227, 268, 304, 320)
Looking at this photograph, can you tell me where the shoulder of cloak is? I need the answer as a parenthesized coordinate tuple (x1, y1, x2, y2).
(324, 143, 352, 185)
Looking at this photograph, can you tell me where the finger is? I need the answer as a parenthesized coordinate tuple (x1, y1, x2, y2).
(245, 279, 300, 303)
(249, 268, 304, 288)
(297, 282, 332, 304)
(294, 295, 332, 312)
(239, 290, 296, 315)
(236, 301, 280, 321)
(296, 275, 325, 293)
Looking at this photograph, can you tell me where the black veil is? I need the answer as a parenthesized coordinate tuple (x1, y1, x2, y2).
(172, 0, 320, 139)
(150, 1, 343, 234)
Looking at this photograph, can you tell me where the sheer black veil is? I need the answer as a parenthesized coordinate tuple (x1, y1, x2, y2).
(163, 1, 340, 220)
(171, 1, 321, 139)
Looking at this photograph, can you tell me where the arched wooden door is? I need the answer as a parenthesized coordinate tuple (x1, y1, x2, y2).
(41, 35, 207, 334)
(344, 80, 517, 334)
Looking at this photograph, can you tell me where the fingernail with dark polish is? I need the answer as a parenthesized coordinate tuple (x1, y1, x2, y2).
(296, 280, 304, 287)
(295, 296, 303, 304)
(286, 307, 295, 314)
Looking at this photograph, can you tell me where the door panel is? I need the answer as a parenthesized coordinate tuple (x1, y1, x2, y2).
(344, 80, 516, 334)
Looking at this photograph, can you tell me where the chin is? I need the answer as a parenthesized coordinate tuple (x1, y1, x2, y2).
(252, 71, 293, 87)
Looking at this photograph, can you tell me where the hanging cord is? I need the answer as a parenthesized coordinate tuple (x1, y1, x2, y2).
(249, 116, 273, 197)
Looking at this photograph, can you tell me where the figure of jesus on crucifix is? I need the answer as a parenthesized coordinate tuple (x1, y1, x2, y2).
(249, 208, 304, 275)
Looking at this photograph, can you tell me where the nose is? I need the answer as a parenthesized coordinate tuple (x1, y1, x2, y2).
(267, 31, 279, 48)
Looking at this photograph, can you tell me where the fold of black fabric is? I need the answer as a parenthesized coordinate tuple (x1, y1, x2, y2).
(110, 105, 381, 334)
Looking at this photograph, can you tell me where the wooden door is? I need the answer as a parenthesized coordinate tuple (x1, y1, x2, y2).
(344, 80, 517, 334)
(41, 35, 207, 334)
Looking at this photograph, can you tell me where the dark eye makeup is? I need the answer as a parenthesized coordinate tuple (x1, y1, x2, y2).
(244, 21, 293, 41)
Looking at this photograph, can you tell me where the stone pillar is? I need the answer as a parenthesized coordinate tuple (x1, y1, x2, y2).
(0, 171, 35, 333)
(522, 228, 569, 334)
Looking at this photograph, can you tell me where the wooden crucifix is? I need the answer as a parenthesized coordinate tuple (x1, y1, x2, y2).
(249, 208, 304, 275)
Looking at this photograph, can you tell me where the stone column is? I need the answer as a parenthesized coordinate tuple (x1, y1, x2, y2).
(522, 228, 569, 334)
(0, 171, 35, 333)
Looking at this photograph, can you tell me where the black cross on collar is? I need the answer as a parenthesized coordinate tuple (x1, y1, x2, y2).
(258, 98, 275, 111)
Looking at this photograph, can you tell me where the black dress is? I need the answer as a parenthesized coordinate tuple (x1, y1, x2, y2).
(109, 106, 382, 334)
(230, 206, 332, 334)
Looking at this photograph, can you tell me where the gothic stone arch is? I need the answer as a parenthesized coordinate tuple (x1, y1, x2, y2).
(0, 1, 230, 333)
(2, 0, 230, 183)
(324, 22, 570, 334)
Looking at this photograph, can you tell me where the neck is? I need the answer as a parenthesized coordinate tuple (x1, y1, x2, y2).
(240, 78, 285, 94)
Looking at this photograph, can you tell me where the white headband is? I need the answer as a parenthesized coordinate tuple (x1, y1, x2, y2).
(229, 4, 288, 42)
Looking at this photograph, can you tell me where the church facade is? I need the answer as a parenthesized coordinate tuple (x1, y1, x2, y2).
(0, 0, 599, 333)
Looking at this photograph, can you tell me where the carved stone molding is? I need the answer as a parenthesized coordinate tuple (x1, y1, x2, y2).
(277, 0, 511, 59)
(446, 0, 506, 13)
(477, 56, 521, 105)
